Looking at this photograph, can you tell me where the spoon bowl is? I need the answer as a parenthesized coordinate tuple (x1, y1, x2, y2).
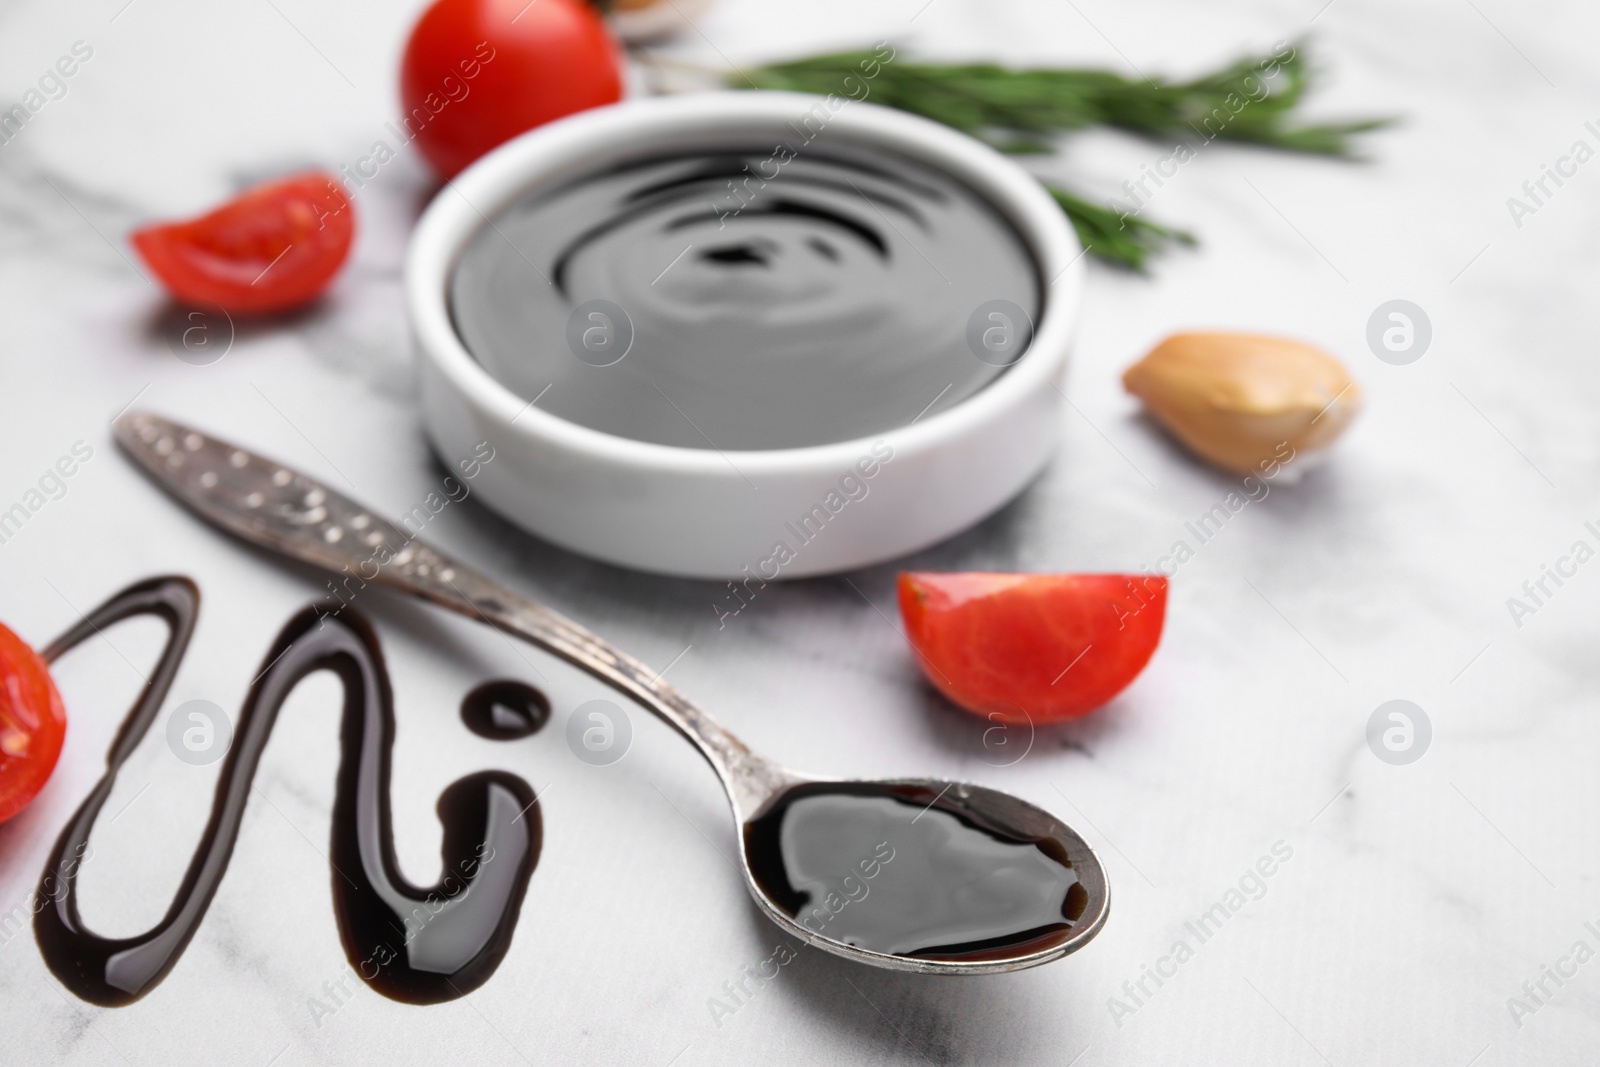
(114, 410, 1110, 975)
(738, 774, 1109, 974)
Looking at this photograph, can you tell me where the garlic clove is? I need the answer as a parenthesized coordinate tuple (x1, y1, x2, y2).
(1122, 332, 1362, 476)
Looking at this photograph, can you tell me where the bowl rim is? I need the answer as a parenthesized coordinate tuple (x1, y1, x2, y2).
(406, 90, 1084, 475)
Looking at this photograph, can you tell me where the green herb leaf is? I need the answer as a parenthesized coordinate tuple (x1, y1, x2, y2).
(1045, 184, 1194, 273)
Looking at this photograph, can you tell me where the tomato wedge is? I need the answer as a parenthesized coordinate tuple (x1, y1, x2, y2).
(0, 622, 67, 823)
(131, 171, 354, 314)
(898, 572, 1168, 724)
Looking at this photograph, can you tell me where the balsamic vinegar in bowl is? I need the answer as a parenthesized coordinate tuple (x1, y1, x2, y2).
(448, 142, 1040, 451)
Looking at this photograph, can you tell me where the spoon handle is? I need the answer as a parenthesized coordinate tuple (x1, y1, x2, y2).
(112, 411, 781, 810)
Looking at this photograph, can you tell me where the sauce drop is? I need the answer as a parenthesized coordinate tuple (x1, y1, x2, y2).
(460, 680, 550, 740)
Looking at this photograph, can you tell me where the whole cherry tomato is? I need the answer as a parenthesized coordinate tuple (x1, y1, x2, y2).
(400, 0, 624, 179)
(131, 171, 354, 314)
(898, 572, 1168, 724)
(0, 621, 67, 823)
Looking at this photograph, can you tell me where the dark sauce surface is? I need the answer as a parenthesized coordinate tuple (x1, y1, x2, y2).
(461, 680, 550, 740)
(35, 576, 543, 1007)
(744, 781, 1089, 961)
(449, 142, 1041, 450)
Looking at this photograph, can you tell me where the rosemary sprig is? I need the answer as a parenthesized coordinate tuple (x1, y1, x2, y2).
(732, 44, 1388, 269)
(737, 44, 1385, 156)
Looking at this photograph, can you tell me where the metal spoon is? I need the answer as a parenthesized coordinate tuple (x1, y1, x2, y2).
(113, 410, 1109, 975)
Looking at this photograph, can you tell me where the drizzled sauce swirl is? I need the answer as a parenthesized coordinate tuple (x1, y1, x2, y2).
(34, 576, 544, 1007)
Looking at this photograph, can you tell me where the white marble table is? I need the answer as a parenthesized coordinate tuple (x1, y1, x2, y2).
(2, 0, 1597, 1063)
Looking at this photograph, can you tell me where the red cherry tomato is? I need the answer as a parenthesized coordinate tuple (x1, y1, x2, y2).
(898, 572, 1168, 724)
(131, 171, 354, 314)
(400, 0, 623, 179)
(0, 622, 67, 823)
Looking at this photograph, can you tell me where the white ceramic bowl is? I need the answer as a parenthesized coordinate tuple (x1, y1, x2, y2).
(406, 91, 1083, 580)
